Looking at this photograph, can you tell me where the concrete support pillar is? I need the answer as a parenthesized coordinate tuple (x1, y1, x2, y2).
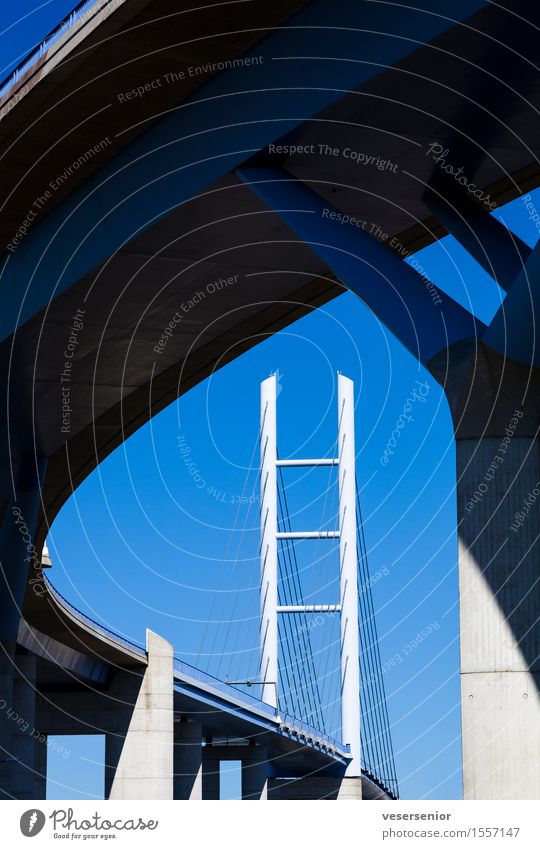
(0, 455, 47, 642)
(11, 655, 37, 799)
(201, 750, 220, 800)
(241, 747, 268, 800)
(0, 649, 41, 800)
(268, 776, 362, 799)
(431, 344, 540, 799)
(34, 735, 47, 799)
(107, 630, 173, 800)
(201, 745, 269, 800)
(457, 436, 540, 799)
(174, 720, 202, 799)
(0, 639, 16, 799)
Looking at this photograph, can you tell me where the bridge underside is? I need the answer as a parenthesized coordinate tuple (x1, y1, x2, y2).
(6, 570, 388, 800)
(0, 0, 538, 536)
(1, 0, 539, 801)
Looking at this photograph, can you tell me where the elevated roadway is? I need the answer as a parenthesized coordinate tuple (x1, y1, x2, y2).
(20, 561, 392, 799)
(1, 0, 539, 800)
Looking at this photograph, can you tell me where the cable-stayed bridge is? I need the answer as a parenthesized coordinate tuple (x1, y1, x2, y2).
(9, 374, 398, 800)
(1, 0, 539, 802)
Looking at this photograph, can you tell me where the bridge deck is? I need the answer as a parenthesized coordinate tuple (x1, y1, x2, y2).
(21, 572, 396, 797)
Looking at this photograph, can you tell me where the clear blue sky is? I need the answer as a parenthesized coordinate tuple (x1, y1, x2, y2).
(44, 192, 538, 800)
(3, 1, 538, 802)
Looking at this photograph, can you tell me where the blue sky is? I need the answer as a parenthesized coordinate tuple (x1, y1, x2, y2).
(45, 188, 539, 801)
(3, 0, 539, 802)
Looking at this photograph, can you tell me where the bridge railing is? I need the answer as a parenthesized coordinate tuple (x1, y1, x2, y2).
(0, 0, 105, 99)
(173, 657, 278, 718)
(279, 711, 347, 753)
(44, 576, 146, 658)
(173, 658, 350, 755)
(45, 577, 400, 789)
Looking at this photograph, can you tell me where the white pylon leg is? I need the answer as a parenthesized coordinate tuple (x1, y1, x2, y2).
(338, 373, 361, 776)
(260, 375, 278, 708)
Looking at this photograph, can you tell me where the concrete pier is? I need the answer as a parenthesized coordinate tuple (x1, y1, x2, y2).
(174, 720, 202, 800)
(241, 748, 269, 800)
(432, 344, 540, 799)
(107, 630, 174, 800)
(11, 655, 38, 799)
(0, 456, 47, 642)
(201, 744, 270, 800)
(0, 640, 16, 799)
(201, 749, 220, 800)
(457, 438, 540, 799)
(0, 647, 42, 800)
(34, 734, 47, 799)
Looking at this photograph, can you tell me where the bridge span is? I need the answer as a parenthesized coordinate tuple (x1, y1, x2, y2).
(0, 0, 539, 800)
(15, 562, 393, 800)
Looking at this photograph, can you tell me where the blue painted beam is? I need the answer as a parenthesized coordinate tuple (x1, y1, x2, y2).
(0, 0, 487, 344)
(0, 455, 47, 642)
(423, 180, 531, 290)
(236, 167, 485, 363)
(483, 235, 540, 367)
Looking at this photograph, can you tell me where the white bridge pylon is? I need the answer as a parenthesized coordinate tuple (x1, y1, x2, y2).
(259, 373, 361, 776)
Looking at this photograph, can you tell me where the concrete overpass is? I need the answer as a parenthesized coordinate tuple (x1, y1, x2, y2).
(13, 557, 390, 800)
(0, 0, 539, 799)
